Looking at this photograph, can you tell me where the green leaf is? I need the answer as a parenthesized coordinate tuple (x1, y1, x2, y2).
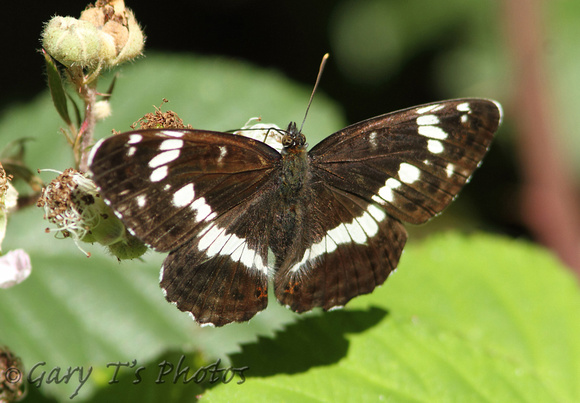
(42, 49, 71, 127)
(0, 138, 43, 193)
(204, 233, 580, 402)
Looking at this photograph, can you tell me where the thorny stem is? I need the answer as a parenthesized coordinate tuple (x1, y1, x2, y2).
(67, 66, 100, 172)
(77, 85, 98, 172)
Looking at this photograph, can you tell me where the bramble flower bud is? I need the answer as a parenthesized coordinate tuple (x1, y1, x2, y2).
(41, 1, 144, 71)
(80, 0, 144, 67)
(37, 168, 147, 259)
(234, 118, 284, 152)
(41, 17, 102, 69)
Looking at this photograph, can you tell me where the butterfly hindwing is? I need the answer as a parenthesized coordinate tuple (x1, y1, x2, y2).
(273, 181, 407, 313)
(161, 199, 275, 326)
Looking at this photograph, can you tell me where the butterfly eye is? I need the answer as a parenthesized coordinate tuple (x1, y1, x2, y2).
(282, 134, 294, 148)
(296, 133, 306, 147)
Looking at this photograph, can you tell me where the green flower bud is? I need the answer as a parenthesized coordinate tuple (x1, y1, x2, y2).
(41, 16, 102, 69)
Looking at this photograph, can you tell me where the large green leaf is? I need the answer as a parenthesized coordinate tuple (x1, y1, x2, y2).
(204, 233, 580, 402)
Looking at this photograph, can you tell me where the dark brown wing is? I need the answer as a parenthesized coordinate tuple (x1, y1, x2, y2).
(309, 98, 501, 223)
(89, 129, 281, 326)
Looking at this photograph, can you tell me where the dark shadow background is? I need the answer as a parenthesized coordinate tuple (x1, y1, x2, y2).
(4, 1, 486, 123)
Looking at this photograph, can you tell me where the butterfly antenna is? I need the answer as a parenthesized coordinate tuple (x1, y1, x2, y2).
(299, 53, 329, 134)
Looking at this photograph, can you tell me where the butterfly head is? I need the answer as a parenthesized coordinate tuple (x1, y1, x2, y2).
(281, 122, 307, 151)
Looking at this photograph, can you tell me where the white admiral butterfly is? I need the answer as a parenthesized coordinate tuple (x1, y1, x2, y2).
(89, 98, 502, 326)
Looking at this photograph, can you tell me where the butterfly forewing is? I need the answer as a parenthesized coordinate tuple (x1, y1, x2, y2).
(309, 99, 501, 224)
(90, 129, 280, 250)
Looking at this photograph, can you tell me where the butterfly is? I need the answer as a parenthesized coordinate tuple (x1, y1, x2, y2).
(89, 98, 502, 326)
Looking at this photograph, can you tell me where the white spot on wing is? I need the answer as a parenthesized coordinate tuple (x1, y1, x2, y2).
(446, 163, 455, 177)
(148, 149, 180, 168)
(127, 146, 137, 157)
(416, 115, 440, 125)
(207, 231, 245, 258)
(344, 219, 367, 244)
(416, 104, 440, 114)
(372, 177, 401, 203)
(427, 139, 444, 154)
(398, 163, 420, 184)
(456, 102, 471, 112)
(173, 183, 195, 207)
(190, 197, 215, 222)
(198, 225, 226, 252)
(162, 130, 186, 138)
(217, 146, 227, 164)
(418, 125, 448, 140)
(159, 139, 184, 150)
(327, 223, 351, 245)
(356, 211, 379, 237)
(367, 204, 386, 222)
(369, 131, 378, 148)
(128, 134, 143, 144)
(150, 166, 168, 182)
(230, 244, 264, 273)
(325, 236, 338, 253)
(135, 194, 147, 207)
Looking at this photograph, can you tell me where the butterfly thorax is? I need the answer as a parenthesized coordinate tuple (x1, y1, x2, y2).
(278, 122, 310, 202)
